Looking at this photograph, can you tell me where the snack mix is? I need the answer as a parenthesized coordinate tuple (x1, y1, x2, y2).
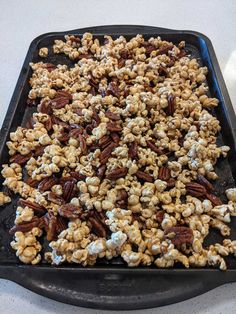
(1, 33, 236, 270)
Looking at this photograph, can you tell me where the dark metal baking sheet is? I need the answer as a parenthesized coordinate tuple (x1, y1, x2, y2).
(0, 25, 236, 310)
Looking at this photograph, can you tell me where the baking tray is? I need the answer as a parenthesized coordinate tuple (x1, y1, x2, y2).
(1, 25, 236, 310)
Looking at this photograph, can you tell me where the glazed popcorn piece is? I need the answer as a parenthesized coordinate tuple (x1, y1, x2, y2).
(1, 32, 236, 269)
(0, 192, 11, 206)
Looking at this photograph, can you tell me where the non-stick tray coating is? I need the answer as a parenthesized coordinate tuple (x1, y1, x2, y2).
(0, 25, 236, 310)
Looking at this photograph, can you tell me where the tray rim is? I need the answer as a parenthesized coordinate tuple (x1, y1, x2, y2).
(1, 24, 236, 310)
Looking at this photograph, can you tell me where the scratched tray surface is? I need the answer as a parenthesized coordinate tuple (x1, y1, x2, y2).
(1, 25, 236, 310)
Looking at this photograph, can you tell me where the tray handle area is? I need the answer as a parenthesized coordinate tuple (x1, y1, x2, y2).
(0, 266, 235, 310)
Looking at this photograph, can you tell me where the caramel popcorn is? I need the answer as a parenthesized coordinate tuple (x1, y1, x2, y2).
(1, 33, 235, 270)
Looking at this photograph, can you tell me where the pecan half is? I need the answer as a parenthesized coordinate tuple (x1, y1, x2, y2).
(42, 212, 57, 241)
(34, 145, 45, 157)
(56, 90, 72, 100)
(158, 65, 168, 77)
(47, 192, 65, 205)
(50, 96, 69, 109)
(144, 44, 156, 56)
(100, 142, 117, 164)
(155, 210, 165, 223)
(99, 135, 112, 149)
(26, 178, 39, 188)
(56, 216, 68, 234)
(89, 77, 99, 91)
(196, 175, 213, 192)
(136, 170, 153, 182)
(107, 82, 120, 98)
(110, 132, 120, 144)
(9, 217, 39, 235)
(18, 199, 46, 215)
(120, 49, 131, 59)
(166, 94, 175, 116)
(76, 53, 93, 60)
(38, 176, 58, 193)
(105, 110, 120, 121)
(70, 172, 86, 181)
(146, 140, 163, 155)
(45, 63, 56, 72)
(58, 204, 82, 219)
(97, 165, 106, 179)
(59, 176, 77, 185)
(88, 216, 106, 237)
(116, 189, 128, 208)
(62, 181, 76, 202)
(158, 167, 171, 181)
(177, 49, 187, 59)
(57, 131, 70, 142)
(44, 116, 53, 131)
(156, 44, 173, 56)
(164, 226, 193, 245)
(69, 128, 83, 138)
(78, 134, 87, 153)
(85, 123, 94, 134)
(205, 193, 223, 206)
(123, 88, 129, 98)
(106, 167, 128, 180)
(38, 100, 53, 115)
(166, 178, 176, 188)
(142, 41, 156, 54)
(92, 109, 101, 125)
(106, 122, 122, 132)
(118, 58, 126, 68)
(10, 153, 32, 165)
(51, 116, 68, 128)
(128, 141, 138, 159)
(185, 182, 207, 197)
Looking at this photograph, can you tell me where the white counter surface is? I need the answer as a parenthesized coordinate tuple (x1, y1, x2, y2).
(0, 0, 236, 313)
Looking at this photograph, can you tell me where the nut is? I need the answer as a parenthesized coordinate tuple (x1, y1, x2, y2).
(158, 167, 171, 181)
(78, 134, 87, 154)
(97, 165, 106, 179)
(10, 153, 32, 165)
(206, 193, 223, 206)
(107, 82, 120, 98)
(164, 226, 193, 245)
(106, 167, 128, 180)
(146, 140, 163, 155)
(9, 217, 40, 235)
(116, 189, 128, 208)
(100, 142, 117, 164)
(135, 170, 153, 183)
(99, 135, 112, 149)
(166, 94, 175, 116)
(128, 141, 138, 159)
(185, 182, 207, 197)
(58, 203, 83, 219)
(155, 210, 165, 223)
(105, 110, 120, 121)
(38, 177, 58, 192)
(157, 44, 173, 56)
(88, 214, 107, 238)
(196, 174, 213, 191)
(47, 192, 65, 205)
(62, 181, 76, 202)
(18, 199, 46, 215)
(106, 122, 122, 132)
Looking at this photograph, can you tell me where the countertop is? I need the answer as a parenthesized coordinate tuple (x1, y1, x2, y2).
(0, 0, 236, 313)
